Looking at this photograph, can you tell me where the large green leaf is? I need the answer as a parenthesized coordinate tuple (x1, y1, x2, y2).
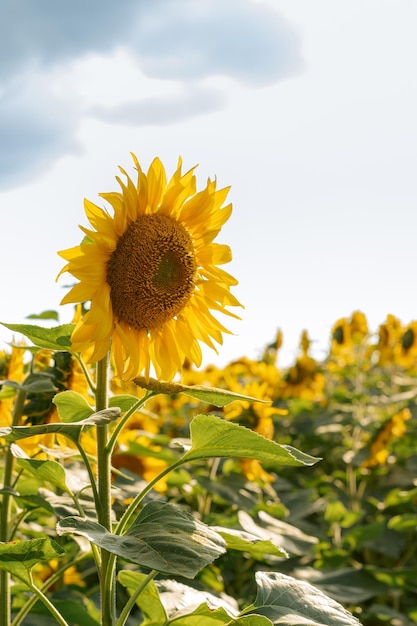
(245, 571, 362, 625)
(181, 414, 319, 467)
(0, 322, 75, 350)
(57, 501, 226, 578)
(0, 537, 65, 585)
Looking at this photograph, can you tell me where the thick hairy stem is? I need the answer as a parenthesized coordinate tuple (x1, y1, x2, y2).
(0, 389, 26, 626)
(95, 354, 115, 626)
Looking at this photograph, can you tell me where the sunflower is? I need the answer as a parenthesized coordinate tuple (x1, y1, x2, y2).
(0, 344, 25, 427)
(58, 154, 241, 381)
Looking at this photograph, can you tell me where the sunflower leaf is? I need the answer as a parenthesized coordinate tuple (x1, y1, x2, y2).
(246, 571, 363, 625)
(0, 423, 80, 443)
(0, 322, 75, 351)
(2, 374, 57, 394)
(119, 572, 272, 625)
(237, 511, 318, 557)
(0, 537, 65, 585)
(26, 310, 60, 321)
(109, 394, 141, 413)
(133, 376, 268, 407)
(53, 390, 94, 423)
(182, 386, 268, 407)
(0, 408, 120, 442)
(182, 414, 320, 467)
(0, 384, 17, 400)
(118, 571, 168, 624)
(212, 527, 288, 559)
(16, 457, 70, 493)
(57, 501, 226, 578)
(172, 605, 272, 625)
(153, 578, 272, 625)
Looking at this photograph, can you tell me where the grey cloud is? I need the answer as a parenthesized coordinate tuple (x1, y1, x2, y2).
(0, 78, 80, 189)
(0, 0, 139, 81)
(0, 0, 302, 85)
(0, 0, 303, 189)
(130, 0, 303, 86)
(90, 85, 227, 126)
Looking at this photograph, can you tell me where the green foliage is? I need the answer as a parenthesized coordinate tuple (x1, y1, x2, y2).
(0, 407, 121, 442)
(4, 314, 417, 625)
(1, 322, 75, 350)
(245, 571, 362, 625)
(134, 376, 272, 407)
(165, 413, 318, 467)
(57, 501, 227, 578)
(0, 538, 65, 585)
(53, 390, 94, 422)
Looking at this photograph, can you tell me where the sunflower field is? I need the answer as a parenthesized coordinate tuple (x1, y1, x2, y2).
(1, 309, 417, 626)
(1, 158, 416, 626)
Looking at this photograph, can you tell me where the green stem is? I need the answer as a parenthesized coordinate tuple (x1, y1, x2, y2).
(11, 554, 86, 626)
(73, 436, 100, 514)
(95, 354, 115, 626)
(25, 579, 71, 626)
(106, 391, 155, 457)
(199, 457, 220, 521)
(103, 457, 186, 592)
(74, 353, 97, 395)
(116, 458, 185, 535)
(0, 388, 26, 626)
(116, 570, 158, 626)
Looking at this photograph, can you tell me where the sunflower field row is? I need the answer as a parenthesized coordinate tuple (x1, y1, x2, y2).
(1, 309, 416, 625)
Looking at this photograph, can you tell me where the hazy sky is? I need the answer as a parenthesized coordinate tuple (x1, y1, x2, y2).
(1, 0, 416, 367)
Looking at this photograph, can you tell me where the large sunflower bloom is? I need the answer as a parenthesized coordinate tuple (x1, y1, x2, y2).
(58, 154, 242, 381)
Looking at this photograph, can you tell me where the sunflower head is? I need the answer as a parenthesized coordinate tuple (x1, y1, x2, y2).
(58, 154, 242, 381)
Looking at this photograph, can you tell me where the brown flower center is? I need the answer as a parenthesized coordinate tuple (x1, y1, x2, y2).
(107, 213, 197, 329)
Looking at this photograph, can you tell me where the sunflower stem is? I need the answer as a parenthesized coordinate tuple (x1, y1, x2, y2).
(74, 353, 97, 395)
(95, 354, 116, 626)
(116, 569, 158, 626)
(25, 579, 71, 626)
(0, 388, 26, 626)
(106, 391, 155, 457)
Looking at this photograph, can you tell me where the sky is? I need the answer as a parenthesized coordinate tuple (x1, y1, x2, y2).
(1, 0, 416, 369)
